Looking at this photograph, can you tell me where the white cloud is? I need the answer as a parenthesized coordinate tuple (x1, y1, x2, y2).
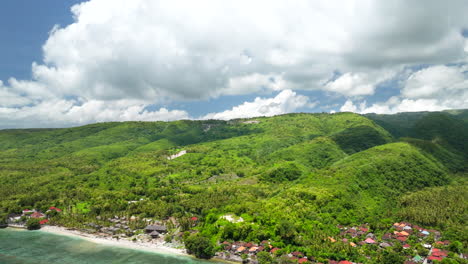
(202, 90, 312, 120)
(1, 0, 468, 127)
(324, 71, 397, 96)
(218, 73, 296, 96)
(8, 0, 467, 102)
(0, 99, 189, 128)
(338, 62, 468, 114)
(402, 65, 468, 98)
(0, 81, 33, 107)
(339, 64, 468, 114)
(340, 97, 450, 114)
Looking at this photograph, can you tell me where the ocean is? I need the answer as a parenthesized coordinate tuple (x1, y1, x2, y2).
(0, 228, 219, 264)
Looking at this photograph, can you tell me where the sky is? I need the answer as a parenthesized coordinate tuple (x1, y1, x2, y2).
(1, 0, 468, 128)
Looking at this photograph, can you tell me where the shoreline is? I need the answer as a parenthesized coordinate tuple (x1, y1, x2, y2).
(4, 226, 236, 263)
(38, 226, 189, 257)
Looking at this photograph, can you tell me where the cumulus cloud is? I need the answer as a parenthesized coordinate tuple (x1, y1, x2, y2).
(324, 70, 397, 96)
(339, 65, 468, 114)
(1, 0, 468, 127)
(8, 0, 468, 102)
(202, 90, 313, 120)
(343, 1, 468, 67)
(402, 65, 468, 98)
(0, 99, 189, 128)
(340, 97, 449, 114)
(0, 81, 33, 107)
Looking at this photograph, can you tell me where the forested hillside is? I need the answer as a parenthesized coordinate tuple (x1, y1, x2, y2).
(0, 111, 467, 263)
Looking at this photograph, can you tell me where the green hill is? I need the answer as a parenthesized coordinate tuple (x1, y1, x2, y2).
(0, 111, 466, 263)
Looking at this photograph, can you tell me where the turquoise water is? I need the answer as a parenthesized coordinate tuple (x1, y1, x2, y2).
(0, 228, 218, 264)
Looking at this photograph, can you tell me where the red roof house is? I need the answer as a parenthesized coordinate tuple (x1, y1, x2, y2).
(39, 219, 49, 225)
(364, 238, 376, 244)
(31, 212, 45, 219)
(432, 251, 448, 257)
(298, 258, 309, 263)
(49, 207, 62, 212)
(291, 251, 304, 257)
(359, 227, 369, 232)
(396, 236, 408, 242)
(428, 256, 443, 262)
(270, 248, 280, 254)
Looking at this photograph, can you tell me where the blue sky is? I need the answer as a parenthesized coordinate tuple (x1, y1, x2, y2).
(0, 0, 467, 128)
(0, 0, 83, 80)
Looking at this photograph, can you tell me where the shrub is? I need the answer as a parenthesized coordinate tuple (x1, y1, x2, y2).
(26, 218, 41, 230)
(183, 233, 215, 259)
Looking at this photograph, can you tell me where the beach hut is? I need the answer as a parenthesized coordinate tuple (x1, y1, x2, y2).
(145, 225, 167, 233)
(149, 231, 160, 238)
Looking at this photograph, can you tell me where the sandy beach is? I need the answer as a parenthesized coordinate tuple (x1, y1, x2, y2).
(39, 225, 188, 257)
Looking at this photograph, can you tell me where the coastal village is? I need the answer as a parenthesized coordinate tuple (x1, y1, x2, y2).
(215, 222, 464, 263)
(3, 209, 466, 263)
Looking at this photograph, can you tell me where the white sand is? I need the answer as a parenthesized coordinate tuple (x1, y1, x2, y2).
(40, 225, 187, 257)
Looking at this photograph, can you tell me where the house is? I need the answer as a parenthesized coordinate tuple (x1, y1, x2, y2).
(30, 212, 46, 219)
(236, 246, 246, 253)
(412, 255, 423, 262)
(7, 213, 22, 223)
(432, 251, 448, 258)
(364, 238, 376, 244)
(298, 258, 308, 263)
(427, 256, 443, 262)
(22, 209, 34, 215)
(379, 242, 392, 248)
(349, 242, 357, 247)
(291, 251, 304, 257)
(149, 231, 160, 238)
(270, 248, 280, 254)
(39, 219, 49, 225)
(397, 236, 408, 242)
(403, 244, 411, 249)
(145, 225, 167, 233)
(338, 261, 353, 264)
(249, 247, 259, 253)
(382, 233, 392, 240)
(400, 231, 410, 236)
(47, 207, 62, 212)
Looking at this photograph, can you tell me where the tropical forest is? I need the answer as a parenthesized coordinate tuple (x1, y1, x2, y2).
(0, 110, 467, 264)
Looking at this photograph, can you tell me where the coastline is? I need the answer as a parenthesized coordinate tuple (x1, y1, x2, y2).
(3, 226, 236, 263)
(38, 225, 188, 257)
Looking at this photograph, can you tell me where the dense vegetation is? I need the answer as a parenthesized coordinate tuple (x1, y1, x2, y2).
(1, 110, 467, 263)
